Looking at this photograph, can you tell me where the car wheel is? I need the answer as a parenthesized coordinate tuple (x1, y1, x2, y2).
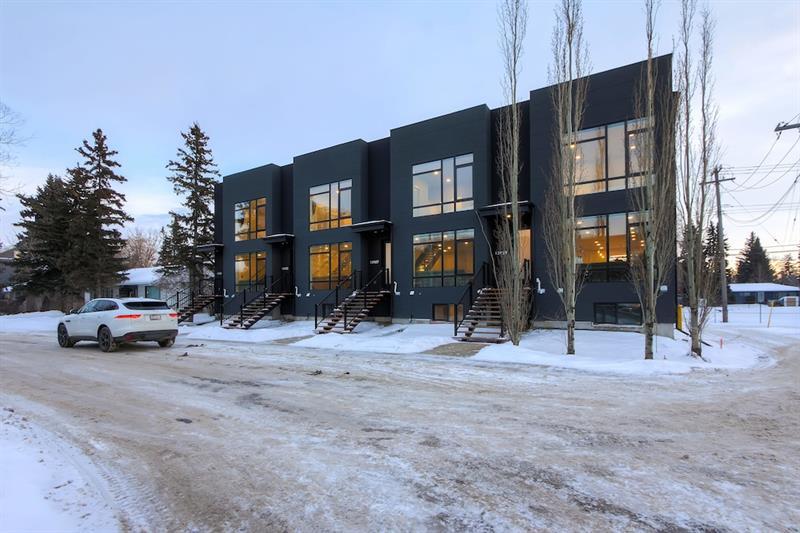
(158, 338, 175, 348)
(57, 324, 75, 348)
(98, 326, 118, 353)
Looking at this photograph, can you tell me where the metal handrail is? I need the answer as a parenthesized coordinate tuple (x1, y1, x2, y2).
(454, 262, 492, 337)
(218, 277, 268, 325)
(314, 271, 357, 329)
(343, 268, 390, 331)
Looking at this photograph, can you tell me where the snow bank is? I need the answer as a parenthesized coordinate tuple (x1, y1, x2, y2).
(473, 328, 771, 375)
(183, 320, 456, 354)
(0, 311, 63, 334)
(0, 412, 120, 532)
(292, 322, 456, 354)
(183, 319, 317, 343)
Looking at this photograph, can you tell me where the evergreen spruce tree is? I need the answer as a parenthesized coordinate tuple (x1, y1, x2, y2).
(12, 174, 75, 306)
(62, 129, 132, 297)
(158, 216, 189, 273)
(702, 222, 731, 304)
(735, 232, 774, 283)
(161, 123, 219, 286)
(777, 254, 798, 287)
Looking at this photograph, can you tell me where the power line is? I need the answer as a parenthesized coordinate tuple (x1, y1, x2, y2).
(729, 135, 800, 191)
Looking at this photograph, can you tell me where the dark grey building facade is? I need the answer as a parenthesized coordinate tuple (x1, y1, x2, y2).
(213, 55, 677, 333)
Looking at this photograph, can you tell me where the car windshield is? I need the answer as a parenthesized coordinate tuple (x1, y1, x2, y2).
(123, 301, 170, 310)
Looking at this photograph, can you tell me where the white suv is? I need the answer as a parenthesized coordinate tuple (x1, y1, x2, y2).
(57, 298, 179, 352)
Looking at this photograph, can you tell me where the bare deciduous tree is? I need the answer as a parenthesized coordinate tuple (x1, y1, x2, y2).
(628, 0, 677, 360)
(542, 0, 589, 355)
(123, 228, 162, 268)
(0, 101, 25, 207)
(494, 0, 530, 345)
(676, 0, 717, 356)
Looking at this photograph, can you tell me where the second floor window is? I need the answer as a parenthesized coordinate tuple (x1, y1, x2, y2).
(234, 197, 266, 241)
(413, 154, 474, 217)
(575, 212, 644, 282)
(567, 117, 652, 195)
(310, 179, 352, 231)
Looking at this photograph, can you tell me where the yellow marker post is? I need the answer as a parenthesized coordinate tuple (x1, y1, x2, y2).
(677, 304, 683, 331)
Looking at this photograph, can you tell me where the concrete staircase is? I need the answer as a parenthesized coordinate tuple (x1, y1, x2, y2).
(315, 290, 389, 334)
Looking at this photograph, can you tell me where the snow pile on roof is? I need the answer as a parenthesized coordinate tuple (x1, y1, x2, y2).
(729, 283, 800, 293)
(0, 310, 64, 333)
(0, 412, 120, 531)
(121, 267, 161, 286)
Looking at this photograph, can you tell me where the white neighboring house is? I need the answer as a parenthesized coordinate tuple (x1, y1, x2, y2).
(728, 282, 800, 305)
(117, 267, 165, 300)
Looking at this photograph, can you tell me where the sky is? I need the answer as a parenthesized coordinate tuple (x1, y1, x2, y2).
(0, 0, 798, 263)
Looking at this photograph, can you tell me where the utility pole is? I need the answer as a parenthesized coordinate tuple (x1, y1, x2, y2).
(775, 122, 800, 133)
(703, 166, 734, 322)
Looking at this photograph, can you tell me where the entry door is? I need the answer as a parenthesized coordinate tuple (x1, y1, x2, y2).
(384, 241, 392, 282)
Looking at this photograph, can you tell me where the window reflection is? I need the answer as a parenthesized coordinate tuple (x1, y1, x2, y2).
(309, 180, 352, 231)
(234, 198, 266, 241)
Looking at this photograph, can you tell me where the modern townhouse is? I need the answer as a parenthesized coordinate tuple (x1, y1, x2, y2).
(195, 55, 677, 340)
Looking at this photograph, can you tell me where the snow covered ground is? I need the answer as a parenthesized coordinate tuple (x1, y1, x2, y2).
(0, 410, 120, 532)
(2, 304, 796, 376)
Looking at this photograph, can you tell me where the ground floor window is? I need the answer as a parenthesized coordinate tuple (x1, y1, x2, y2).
(413, 229, 474, 287)
(235, 251, 266, 289)
(593, 302, 642, 325)
(310, 242, 352, 290)
(576, 212, 644, 282)
(432, 304, 464, 322)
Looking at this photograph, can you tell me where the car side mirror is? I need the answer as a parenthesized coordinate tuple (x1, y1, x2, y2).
(68, 308, 77, 315)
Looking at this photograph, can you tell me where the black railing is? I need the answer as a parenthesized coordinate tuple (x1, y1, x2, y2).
(219, 272, 294, 326)
(314, 271, 357, 329)
(342, 268, 391, 331)
(165, 277, 216, 313)
(454, 262, 500, 337)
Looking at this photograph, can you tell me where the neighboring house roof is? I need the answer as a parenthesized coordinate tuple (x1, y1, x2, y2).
(120, 267, 161, 286)
(729, 283, 800, 293)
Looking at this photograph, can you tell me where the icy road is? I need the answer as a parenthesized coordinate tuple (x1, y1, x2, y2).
(1, 330, 798, 531)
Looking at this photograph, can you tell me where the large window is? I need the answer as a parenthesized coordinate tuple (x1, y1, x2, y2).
(567, 117, 653, 195)
(412, 229, 474, 287)
(310, 242, 352, 290)
(412, 154, 474, 217)
(594, 303, 642, 325)
(576, 212, 644, 282)
(309, 179, 352, 231)
(234, 198, 267, 241)
(235, 251, 266, 288)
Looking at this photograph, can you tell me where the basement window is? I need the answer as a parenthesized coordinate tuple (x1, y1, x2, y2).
(593, 303, 642, 325)
(432, 304, 464, 322)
